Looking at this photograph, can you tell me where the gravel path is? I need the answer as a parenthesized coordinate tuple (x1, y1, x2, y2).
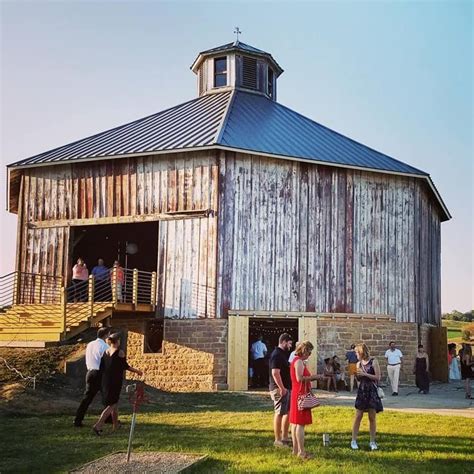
(71, 452, 206, 473)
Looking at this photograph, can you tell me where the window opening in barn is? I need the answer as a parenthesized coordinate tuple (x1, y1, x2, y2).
(214, 57, 227, 87)
(242, 56, 258, 89)
(144, 319, 164, 353)
(248, 318, 298, 390)
(267, 67, 274, 98)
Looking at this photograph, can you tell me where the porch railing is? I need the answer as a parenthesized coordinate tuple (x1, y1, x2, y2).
(1, 269, 157, 334)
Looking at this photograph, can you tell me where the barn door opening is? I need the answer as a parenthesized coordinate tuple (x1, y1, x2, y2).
(227, 314, 318, 391)
(70, 221, 159, 280)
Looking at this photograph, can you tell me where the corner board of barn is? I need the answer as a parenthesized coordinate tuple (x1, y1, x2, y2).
(2, 40, 450, 391)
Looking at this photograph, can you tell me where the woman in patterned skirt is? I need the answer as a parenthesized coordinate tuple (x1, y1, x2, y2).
(351, 343, 383, 451)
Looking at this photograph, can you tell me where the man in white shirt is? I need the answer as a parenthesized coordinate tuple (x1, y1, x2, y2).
(74, 327, 110, 427)
(251, 335, 268, 388)
(385, 341, 403, 396)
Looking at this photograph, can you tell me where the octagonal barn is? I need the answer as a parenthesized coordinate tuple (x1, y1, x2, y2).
(4, 41, 450, 390)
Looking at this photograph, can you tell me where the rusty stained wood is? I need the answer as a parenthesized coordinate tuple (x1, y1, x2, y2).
(217, 151, 442, 324)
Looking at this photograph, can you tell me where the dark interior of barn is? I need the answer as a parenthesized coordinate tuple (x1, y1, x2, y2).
(71, 222, 159, 275)
(248, 318, 298, 389)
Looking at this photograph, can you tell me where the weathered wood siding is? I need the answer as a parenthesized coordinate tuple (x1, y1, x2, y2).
(16, 151, 219, 318)
(217, 152, 442, 324)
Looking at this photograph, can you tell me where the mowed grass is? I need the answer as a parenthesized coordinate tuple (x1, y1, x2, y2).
(1, 392, 473, 473)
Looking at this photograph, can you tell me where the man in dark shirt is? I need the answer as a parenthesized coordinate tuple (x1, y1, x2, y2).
(269, 333, 293, 448)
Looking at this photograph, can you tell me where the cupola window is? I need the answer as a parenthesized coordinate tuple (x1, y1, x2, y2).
(242, 56, 257, 89)
(267, 67, 274, 98)
(214, 57, 227, 87)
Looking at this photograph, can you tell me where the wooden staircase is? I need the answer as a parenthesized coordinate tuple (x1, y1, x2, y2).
(0, 270, 157, 347)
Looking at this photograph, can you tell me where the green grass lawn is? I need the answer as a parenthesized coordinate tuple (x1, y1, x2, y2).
(1, 392, 472, 473)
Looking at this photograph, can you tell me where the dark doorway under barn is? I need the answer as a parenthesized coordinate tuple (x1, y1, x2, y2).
(71, 221, 159, 278)
(248, 318, 299, 389)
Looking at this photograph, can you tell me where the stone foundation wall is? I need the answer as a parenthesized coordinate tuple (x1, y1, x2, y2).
(114, 318, 227, 392)
(317, 319, 418, 384)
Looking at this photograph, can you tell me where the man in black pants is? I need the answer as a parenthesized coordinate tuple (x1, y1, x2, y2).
(73, 327, 110, 427)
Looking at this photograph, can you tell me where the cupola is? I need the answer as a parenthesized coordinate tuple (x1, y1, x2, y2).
(190, 40, 283, 101)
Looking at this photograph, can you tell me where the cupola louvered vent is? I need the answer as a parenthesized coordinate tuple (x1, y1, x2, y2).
(242, 56, 257, 89)
(199, 65, 207, 95)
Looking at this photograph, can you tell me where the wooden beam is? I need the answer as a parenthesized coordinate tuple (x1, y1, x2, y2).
(227, 310, 396, 321)
(27, 209, 212, 229)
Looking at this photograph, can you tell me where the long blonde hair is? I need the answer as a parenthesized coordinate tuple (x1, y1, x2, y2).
(355, 343, 370, 360)
(294, 340, 314, 357)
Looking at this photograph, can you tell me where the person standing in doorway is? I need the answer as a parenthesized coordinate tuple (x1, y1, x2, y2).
(385, 341, 403, 396)
(111, 260, 125, 302)
(251, 335, 268, 388)
(346, 344, 358, 392)
(72, 257, 88, 302)
(459, 343, 473, 399)
(74, 327, 110, 427)
(269, 333, 293, 448)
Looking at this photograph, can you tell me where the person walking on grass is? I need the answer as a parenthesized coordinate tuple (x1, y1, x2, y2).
(385, 341, 403, 396)
(269, 333, 293, 448)
(74, 327, 110, 427)
(351, 343, 383, 451)
(92, 333, 143, 435)
(289, 341, 324, 460)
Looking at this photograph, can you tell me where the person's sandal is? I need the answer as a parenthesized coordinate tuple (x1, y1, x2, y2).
(298, 452, 313, 460)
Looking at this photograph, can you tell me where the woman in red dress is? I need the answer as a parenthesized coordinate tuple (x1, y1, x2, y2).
(290, 341, 323, 459)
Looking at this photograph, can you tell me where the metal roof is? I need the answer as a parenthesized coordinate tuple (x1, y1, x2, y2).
(198, 41, 269, 56)
(220, 91, 428, 176)
(9, 91, 231, 167)
(7, 88, 449, 219)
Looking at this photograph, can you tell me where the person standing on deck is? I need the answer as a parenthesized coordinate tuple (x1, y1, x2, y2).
(385, 341, 403, 396)
(72, 257, 88, 302)
(91, 258, 109, 301)
(111, 261, 125, 302)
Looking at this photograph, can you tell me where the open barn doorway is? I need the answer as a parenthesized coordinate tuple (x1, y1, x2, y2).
(248, 318, 299, 390)
(70, 221, 159, 282)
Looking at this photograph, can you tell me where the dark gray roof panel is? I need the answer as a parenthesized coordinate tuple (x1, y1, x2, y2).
(219, 91, 427, 176)
(10, 91, 231, 167)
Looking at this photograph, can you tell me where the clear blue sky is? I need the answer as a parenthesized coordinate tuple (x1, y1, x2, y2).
(1, 1, 472, 312)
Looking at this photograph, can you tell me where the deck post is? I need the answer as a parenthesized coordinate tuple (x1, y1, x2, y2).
(132, 269, 139, 305)
(12, 271, 21, 305)
(60, 286, 67, 334)
(34, 274, 42, 304)
(112, 267, 118, 305)
(151, 271, 157, 307)
(88, 274, 95, 317)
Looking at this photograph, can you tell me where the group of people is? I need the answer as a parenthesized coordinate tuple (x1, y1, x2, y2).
(268, 333, 384, 458)
(73, 328, 143, 434)
(71, 258, 125, 302)
(448, 342, 473, 399)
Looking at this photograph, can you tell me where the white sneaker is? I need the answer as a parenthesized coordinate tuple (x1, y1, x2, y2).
(351, 440, 359, 450)
(369, 442, 378, 451)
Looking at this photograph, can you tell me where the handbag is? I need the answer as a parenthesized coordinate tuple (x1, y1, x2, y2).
(297, 380, 320, 410)
(360, 359, 384, 399)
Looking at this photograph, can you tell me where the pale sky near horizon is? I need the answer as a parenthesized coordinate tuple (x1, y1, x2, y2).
(0, 1, 472, 312)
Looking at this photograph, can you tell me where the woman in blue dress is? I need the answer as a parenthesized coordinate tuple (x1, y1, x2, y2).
(351, 343, 383, 451)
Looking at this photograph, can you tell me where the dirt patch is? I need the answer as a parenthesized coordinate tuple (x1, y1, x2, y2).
(70, 452, 207, 473)
(0, 345, 85, 384)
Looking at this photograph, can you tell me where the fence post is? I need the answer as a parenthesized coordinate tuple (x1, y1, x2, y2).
(112, 267, 118, 305)
(132, 269, 139, 305)
(151, 271, 157, 307)
(34, 274, 42, 304)
(13, 272, 21, 305)
(60, 286, 67, 334)
(88, 274, 95, 317)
